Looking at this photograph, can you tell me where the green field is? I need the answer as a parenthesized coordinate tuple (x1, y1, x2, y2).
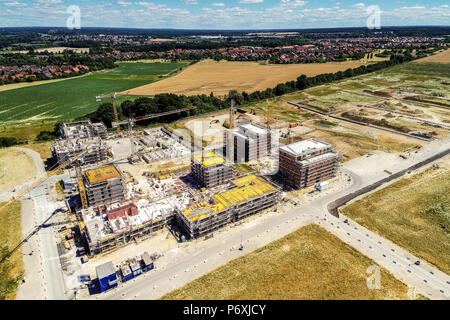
(0, 62, 188, 123)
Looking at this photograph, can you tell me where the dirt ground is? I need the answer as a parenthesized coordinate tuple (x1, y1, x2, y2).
(0, 148, 37, 191)
(162, 224, 418, 300)
(124, 59, 371, 96)
(413, 49, 450, 63)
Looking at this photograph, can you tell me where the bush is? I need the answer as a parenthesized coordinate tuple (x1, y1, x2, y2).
(0, 137, 21, 148)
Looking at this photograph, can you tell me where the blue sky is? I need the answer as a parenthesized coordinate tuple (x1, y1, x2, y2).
(1, 0, 449, 29)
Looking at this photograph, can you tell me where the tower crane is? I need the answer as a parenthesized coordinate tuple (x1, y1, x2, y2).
(96, 92, 124, 134)
(110, 106, 196, 162)
(0, 149, 89, 212)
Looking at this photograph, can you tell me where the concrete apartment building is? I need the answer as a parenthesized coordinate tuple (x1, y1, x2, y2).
(279, 138, 339, 189)
(83, 165, 127, 207)
(224, 121, 271, 163)
(177, 175, 280, 239)
(61, 120, 107, 140)
(191, 152, 233, 188)
(51, 137, 107, 165)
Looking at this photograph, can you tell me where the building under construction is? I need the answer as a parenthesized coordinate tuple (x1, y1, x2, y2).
(60, 120, 107, 140)
(191, 152, 233, 188)
(279, 138, 339, 189)
(223, 121, 271, 163)
(83, 165, 127, 207)
(81, 195, 190, 255)
(177, 175, 280, 239)
(51, 137, 108, 165)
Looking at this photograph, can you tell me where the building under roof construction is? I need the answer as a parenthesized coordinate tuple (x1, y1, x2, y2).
(279, 138, 339, 189)
(191, 152, 233, 188)
(61, 120, 107, 140)
(224, 121, 271, 163)
(177, 175, 280, 239)
(82, 195, 190, 255)
(51, 136, 107, 165)
(83, 165, 127, 207)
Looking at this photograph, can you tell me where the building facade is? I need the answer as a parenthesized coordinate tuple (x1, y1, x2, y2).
(279, 138, 339, 189)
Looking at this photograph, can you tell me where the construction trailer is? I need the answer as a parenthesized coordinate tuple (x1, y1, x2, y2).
(120, 265, 133, 282)
(140, 252, 154, 272)
(191, 152, 233, 188)
(279, 138, 339, 189)
(83, 165, 127, 207)
(96, 261, 118, 293)
(177, 175, 280, 239)
(51, 136, 108, 166)
(61, 120, 107, 140)
(81, 197, 186, 255)
(223, 121, 272, 163)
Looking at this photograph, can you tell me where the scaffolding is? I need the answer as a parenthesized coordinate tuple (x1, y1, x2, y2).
(177, 175, 280, 239)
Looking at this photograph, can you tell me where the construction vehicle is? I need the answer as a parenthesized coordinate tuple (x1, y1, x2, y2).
(0, 149, 89, 213)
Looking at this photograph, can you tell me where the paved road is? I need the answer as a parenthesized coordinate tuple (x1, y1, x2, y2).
(16, 175, 68, 300)
(94, 136, 450, 300)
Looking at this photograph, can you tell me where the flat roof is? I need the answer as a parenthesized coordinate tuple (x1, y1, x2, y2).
(183, 175, 277, 221)
(96, 261, 115, 279)
(239, 122, 268, 135)
(85, 165, 121, 185)
(280, 138, 330, 156)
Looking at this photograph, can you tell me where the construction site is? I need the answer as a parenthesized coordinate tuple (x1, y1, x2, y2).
(3, 95, 347, 297)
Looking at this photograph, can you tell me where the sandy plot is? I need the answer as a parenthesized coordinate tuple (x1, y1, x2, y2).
(0, 148, 36, 191)
(124, 59, 370, 96)
(413, 49, 450, 63)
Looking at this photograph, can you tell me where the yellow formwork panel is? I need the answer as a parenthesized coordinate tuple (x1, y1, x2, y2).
(85, 165, 120, 185)
(183, 175, 277, 222)
(194, 151, 225, 167)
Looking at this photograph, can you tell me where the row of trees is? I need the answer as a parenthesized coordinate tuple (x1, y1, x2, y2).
(90, 52, 420, 128)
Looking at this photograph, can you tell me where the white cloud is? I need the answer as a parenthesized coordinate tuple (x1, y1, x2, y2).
(239, 0, 264, 4)
(212, 2, 225, 7)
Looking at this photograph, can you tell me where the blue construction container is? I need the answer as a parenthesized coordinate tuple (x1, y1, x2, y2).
(96, 261, 118, 293)
(120, 265, 133, 282)
(130, 262, 142, 277)
(140, 252, 154, 272)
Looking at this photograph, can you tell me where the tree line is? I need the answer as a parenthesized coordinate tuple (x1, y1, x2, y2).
(89, 52, 421, 129)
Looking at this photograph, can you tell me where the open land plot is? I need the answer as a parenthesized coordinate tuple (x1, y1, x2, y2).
(124, 59, 373, 97)
(0, 62, 188, 123)
(0, 148, 36, 191)
(0, 202, 24, 300)
(162, 224, 419, 300)
(301, 119, 423, 161)
(341, 161, 450, 274)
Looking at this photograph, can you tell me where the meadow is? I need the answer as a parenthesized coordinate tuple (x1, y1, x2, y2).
(0, 62, 188, 123)
(342, 166, 450, 274)
(162, 224, 418, 300)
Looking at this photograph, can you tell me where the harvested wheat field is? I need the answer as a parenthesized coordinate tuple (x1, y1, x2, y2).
(0, 148, 36, 191)
(124, 59, 370, 96)
(414, 49, 450, 63)
(162, 224, 420, 300)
